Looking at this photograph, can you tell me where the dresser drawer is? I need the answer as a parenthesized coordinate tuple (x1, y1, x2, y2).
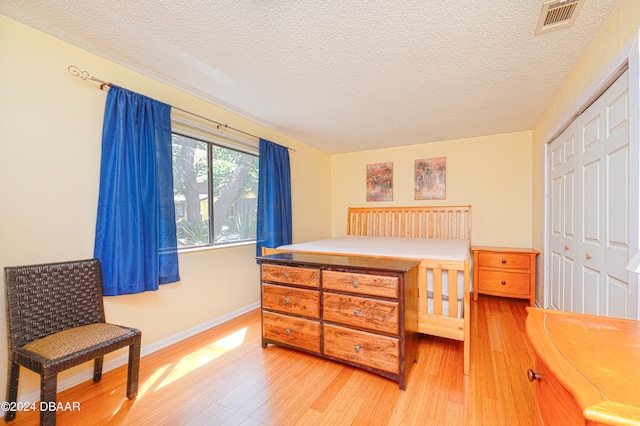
(477, 270, 530, 296)
(323, 293, 398, 334)
(477, 252, 532, 270)
(262, 264, 319, 287)
(324, 324, 399, 374)
(262, 284, 320, 318)
(322, 270, 398, 298)
(262, 311, 320, 353)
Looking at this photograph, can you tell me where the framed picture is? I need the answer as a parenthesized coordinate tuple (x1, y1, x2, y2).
(414, 157, 446, 200)
(366, 162, 393, 201)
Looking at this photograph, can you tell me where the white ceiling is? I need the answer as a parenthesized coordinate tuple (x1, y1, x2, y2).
(0, 1, 620, 153)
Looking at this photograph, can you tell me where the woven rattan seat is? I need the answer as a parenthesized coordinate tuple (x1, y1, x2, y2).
(4, 259, 141, 425)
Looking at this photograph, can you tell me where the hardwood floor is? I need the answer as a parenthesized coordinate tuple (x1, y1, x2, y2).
(9, 295, 536, 425)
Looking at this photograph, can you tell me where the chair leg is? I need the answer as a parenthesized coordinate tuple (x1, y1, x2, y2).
(93, 357, 104, 382)
(4, 361, 20, 421)
(126, 340, 141, 399)
(40, 369, 58, 426)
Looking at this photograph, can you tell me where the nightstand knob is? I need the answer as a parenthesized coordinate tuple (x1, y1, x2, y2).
(283, 273, 290, 278)
(353, 281, 359, 288)
(284, 298, 291, 304)
(285, 329, 291, 335)
(354, 345, 361, 353)
(354, 310, 360, 316)
(501, 281, 506, 285)
(501, 259, 507, 264)
(527, 368, 541, 382)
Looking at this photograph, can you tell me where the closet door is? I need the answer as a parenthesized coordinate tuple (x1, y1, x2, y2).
(548, 125, 576, 312)
(547, 69, 630, 319)
(577, 70, 630, 318)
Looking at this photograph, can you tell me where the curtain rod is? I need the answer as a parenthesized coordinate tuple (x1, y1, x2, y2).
(67, 65, 296, 152)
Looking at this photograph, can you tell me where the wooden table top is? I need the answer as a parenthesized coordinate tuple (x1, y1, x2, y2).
(526, 308, 640, 425)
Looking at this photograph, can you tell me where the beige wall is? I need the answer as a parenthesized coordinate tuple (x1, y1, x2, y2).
(0, 15, 332, 398)
(532, 0, 640, 306)
(331, 131, 533, 247)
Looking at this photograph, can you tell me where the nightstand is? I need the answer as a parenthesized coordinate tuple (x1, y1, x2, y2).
(472, 246, 539, 306)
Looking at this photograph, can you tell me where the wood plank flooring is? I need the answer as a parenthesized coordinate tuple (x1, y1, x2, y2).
(9, 295, 536, 425)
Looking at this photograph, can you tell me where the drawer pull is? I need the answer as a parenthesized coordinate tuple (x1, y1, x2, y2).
(501, 281, 506, 286)
(283, 273, 290, 278)
(354, 310, 360, 316)
(285, 329, 291, 335)
(527, 368, 541, 382)
(501, 259, 507, 264)
(353, 281, 359, 288)
(284, 297, 291, 304)
(354, 345, 361, 353)
(564, 245, 569, 251)
(586, 253, 592, 260)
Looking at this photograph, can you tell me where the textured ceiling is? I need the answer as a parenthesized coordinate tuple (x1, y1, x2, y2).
(0, 1, 620, 153)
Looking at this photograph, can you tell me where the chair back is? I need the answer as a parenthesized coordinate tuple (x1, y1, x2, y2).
(5, 258, 106, 350)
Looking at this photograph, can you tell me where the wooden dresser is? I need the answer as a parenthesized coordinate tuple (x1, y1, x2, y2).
(526, 308, 640, 425)
(257, 252, 419, 390)
(472, 246, 539, 306)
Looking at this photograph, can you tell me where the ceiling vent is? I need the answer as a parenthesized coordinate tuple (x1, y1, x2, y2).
(535, 0, 584, 35)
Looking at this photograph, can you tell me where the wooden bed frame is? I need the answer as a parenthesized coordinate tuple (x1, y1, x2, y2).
(262, 205, 472, 375)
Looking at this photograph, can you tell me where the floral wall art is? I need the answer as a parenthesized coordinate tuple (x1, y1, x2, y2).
(366, 162, 393, 201)
(414, 157, 446, 200)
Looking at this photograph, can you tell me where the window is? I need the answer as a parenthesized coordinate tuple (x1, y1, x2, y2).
(172, 133, 259, 249)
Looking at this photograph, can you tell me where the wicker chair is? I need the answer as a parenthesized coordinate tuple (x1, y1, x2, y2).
(4, 258, 141, 425)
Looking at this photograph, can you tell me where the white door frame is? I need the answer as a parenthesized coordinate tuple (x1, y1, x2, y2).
(543, 30, 640, 319)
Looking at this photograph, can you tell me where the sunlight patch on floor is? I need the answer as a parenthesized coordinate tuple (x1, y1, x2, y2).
(157, 326, 248, 390)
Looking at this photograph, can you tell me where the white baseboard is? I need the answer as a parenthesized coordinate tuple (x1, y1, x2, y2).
(8, 302, 261, 407)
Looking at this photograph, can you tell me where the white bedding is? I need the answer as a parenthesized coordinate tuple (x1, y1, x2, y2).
(277, 235, 470, 317)
(277, 235, 469, 261)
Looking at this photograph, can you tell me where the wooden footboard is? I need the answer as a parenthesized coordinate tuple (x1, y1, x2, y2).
(263, 205, 472, 375)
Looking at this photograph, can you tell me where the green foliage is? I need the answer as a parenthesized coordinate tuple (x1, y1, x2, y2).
(231, 199, 257, 240)
(212, 146, 258, 197)
(176, 219, 209, 247)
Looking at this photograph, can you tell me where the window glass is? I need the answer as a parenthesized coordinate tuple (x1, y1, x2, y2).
(172, 133, 258, 248)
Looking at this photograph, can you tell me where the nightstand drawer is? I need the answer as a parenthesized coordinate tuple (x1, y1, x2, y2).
(262, 311, 320, 353)
(322, 270, 398, 298)
(477, 252, 532, 270)
(262, 284, 320, 318)
(477, 270, 530, 296)
(323, 293, 398, 334)
(324, 324, 399, 374)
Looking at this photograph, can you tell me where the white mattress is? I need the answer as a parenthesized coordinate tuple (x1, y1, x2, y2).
(277, 235, 469, 261)
(277, 235, 470, 318)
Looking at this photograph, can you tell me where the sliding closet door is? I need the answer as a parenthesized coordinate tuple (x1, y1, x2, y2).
(548, 124, 577, 312)
(577, 70, 629, 318)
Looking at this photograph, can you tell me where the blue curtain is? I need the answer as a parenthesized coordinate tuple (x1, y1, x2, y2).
(94, 86, 180, 296)
(256, 139, 292, 257)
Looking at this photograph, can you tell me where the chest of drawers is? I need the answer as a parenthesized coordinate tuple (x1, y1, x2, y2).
(472, 246, 539, 306)
(258, 252, 419, 390)
(526, 308, 640, 425)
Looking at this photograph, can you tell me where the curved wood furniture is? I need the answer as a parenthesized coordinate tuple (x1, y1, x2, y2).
(525, 308, 640, 425)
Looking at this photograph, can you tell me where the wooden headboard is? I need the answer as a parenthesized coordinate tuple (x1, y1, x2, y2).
(347, 206, 471, 240)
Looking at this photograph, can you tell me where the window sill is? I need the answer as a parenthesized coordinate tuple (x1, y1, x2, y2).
(178, 240, 256, 254)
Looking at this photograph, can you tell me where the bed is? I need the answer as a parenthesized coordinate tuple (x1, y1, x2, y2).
(262, 205, 472, 375)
